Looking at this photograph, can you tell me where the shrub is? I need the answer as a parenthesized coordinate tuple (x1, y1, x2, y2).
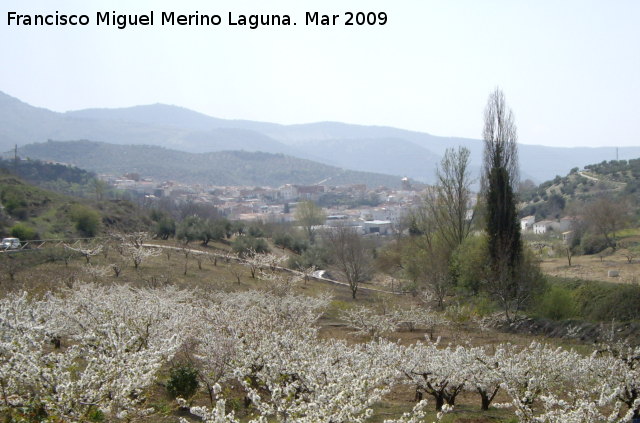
(450, 234, 489, 295)
(232, 236, 270, 256)
(535, 285, 578, 320)
(153, 217, 175, 240)
(166, 365, 199, 401)
(574, 282, 640, 321)
(1, 188, 28, 219)
(70, 205, 101, 237)
(176, 216, 203, 244)
(580, 234, 609, 255)
(87, 407, 105, 422)
(274, 232, 308, 254)
(10, 222, 37, 240)
(287, 244, 329, 270)
(247, 225, 264, 238)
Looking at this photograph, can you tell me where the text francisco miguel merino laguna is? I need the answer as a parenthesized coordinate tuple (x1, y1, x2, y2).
(7, 10, 389, 29)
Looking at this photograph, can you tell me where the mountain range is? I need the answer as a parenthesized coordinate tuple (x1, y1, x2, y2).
(1, 90, 638, 185)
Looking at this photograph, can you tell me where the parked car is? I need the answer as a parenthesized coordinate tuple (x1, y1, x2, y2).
(1, 238, 21, 249)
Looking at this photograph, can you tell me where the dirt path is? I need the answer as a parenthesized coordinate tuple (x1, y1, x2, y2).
(142, 243, 401, 295)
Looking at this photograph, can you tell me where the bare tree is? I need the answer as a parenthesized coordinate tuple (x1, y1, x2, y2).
(421, 244, 454, 310)
(323, 225, 371, 299)
(111, 261, 123, 277)
(482, 88, 519, 190)
(0, 252, 22, 281)
(430, 146, 474, 251)
(227, 261, 243, 284)
(300, 265, 317, 285)
(565, 245, 574, 267)
(93, 178, 107, 202)
(583, 195, 630, 251)
(402, 237, 453, 309)
(181, 245, 191, 276)
(295, 201, 326, 243)
(195, 254, 204, 270)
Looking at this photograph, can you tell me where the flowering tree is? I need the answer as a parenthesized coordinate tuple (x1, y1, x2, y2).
(487, 342, 583, 422)
(341, 305, 398, 339)
(243, 249, 286, 278)
(399, 341, 469, 410)
(391, 306, 449, 337)
(0, 284, 192, 421)
(5, 269, 640, 423)
(64, 243, 103, 264)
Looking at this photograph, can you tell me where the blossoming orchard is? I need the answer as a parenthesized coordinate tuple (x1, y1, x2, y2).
(1, 231, 640, 423)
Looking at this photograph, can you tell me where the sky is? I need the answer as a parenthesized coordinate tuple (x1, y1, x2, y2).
(1, 0, 639, 148)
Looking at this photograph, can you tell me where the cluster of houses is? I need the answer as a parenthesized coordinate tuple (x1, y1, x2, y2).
(520, 215, 579, 242)
(110, 172, 587, 240)
(103, 173, 424, 235)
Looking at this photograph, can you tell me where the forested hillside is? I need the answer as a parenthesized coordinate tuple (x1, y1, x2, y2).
(519, 159, 640, 221)
(14, 140, 405, 188)
(0, 171, 148, 239)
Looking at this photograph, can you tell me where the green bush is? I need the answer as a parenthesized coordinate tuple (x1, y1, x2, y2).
(535, 285, 578, 320)
(1, 188, 28, 219)
(450, 234, 489, 295)
(10, 222, 37, 240)
(70, 205, 101, 237)
(580, 234, 609, 255)
(574, 282, 640, 321)
(166, 365, 199, 401)
(87, 406, 105, 422)
(287, 243, 330, 270)
(232, 236, 270, 257)
(153, 216, 176, 240)
(274, 232, 308, 254)
(247, 225, 264, 238)
(176, 216, 203, 244)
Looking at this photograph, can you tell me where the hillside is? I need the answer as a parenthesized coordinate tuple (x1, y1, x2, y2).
(0, 171, 148, 239)
(0, 157, 103, 198)
(13, 140, 406, 188)
(519, 159, 639, 220)
(3, 90, 640, 184)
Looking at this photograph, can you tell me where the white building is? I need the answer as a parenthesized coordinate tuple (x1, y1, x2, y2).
(363, 220, 392, 235)
(533, 220, 554, 235)
(520, 215, 536, 231)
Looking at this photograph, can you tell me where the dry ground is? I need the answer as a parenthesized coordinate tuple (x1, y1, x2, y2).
(540, 247, 640, 284)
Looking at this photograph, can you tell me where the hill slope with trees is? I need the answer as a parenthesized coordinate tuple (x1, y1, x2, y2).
(0, 170, 149, 239)
(519, 159, 640, 221)
(13, 140, 405, 188)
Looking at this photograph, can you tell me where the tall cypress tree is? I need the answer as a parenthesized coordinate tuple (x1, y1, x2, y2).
(486, 166, 521, 275)
(482, 88, 526, 321)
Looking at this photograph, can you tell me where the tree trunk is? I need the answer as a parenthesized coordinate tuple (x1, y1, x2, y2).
(480, 391, 491, 411)
(478, 386, 499, 411)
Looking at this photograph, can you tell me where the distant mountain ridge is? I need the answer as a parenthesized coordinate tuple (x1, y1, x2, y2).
(12, 140, 405, 188)
(1, 90, 638, 184)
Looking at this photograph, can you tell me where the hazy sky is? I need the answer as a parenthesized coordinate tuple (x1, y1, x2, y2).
(1, 0, 638, 147)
